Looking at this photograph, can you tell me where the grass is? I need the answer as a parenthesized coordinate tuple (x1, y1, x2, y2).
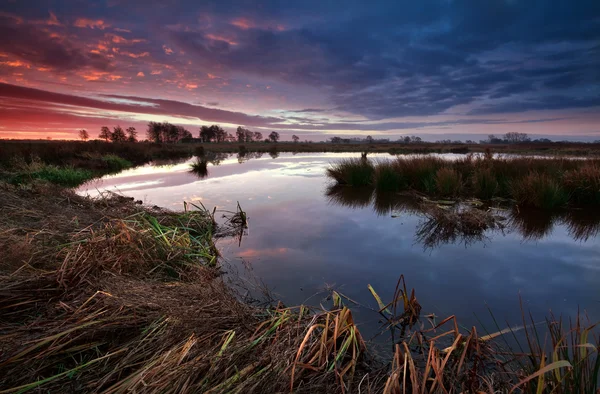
(0, 183, 598, 393)
(327, 155, 600, 210)
(327, 158, 374, 187)
(101, 154, 133, 171)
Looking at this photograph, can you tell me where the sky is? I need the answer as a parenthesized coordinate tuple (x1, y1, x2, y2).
(0, 0, 599, 141)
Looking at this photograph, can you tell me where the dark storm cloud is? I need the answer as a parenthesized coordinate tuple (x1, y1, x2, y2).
(155, 0, 600, 118)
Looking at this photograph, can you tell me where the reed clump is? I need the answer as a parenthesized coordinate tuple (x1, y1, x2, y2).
(326, 158, 375, 187)
(327, 155, 600, 210)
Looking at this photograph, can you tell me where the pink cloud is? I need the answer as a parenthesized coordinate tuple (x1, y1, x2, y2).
(74, 18, 110, 30)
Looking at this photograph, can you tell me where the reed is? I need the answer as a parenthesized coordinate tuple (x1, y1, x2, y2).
(327, 155, 600, 210)
(326, 158, 375, 187)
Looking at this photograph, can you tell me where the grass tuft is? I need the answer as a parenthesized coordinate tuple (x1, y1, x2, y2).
(512, 173, 569, 209)
(326, 158, 374, 187)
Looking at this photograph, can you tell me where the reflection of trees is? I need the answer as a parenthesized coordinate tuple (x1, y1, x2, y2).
(237, 151, 264, 164)
(198, 151, 230, 165)
(325, 185, 599, 247)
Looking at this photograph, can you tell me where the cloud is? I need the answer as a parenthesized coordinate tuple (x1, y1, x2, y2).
(74, 18, 110, 30)
(0, 15, 113, 72)
(0, 82, 284, 127)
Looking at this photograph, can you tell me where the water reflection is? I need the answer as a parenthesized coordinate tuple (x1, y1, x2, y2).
(79, 152, 600, 345)
(326, 185, 600, 246)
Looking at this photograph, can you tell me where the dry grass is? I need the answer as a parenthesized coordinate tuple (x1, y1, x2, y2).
(0, 183, 597, 393)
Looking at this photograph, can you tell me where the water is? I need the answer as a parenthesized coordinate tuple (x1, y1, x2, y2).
(79, 152, 600, 345)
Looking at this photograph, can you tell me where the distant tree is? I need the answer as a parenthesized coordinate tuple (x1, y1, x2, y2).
(214, 126, 227, 142)
(465, 140, 476, 144)
(244, 129, 254, 143)
(410, 135, 422, 143)
(111, 126, 127, 143)
(200, 125, 226, 142)
(504, 132, 530, 143)
(236, 126, 248, 143)
(126, 127, 137, 142)
(268, 131, 280, 142)
(99, 126, 112, 142)
(365, 135, 374, 144)
(178, 127, 193, 142)
(402, 136, 411, 143)
(329, 136, 342, 143)
(200, 125, 214, 142)
(292, 134, 299, 143)
(485, 134, 503, 144)
(78, 129, 89, 141)
(253, 131, 263, 142)
(147, 122, 162, 143)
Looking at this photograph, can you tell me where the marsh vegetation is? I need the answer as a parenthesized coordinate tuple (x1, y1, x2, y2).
(327, 155, 600, 209)
(1, 150, 598, 393)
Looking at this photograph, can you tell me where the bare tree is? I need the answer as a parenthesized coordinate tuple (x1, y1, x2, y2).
(504, 132, 530, 143)
(99, 126, 112, 142)
(253, 131, 263, 142)
(292, 135, 299, 143)
(78, 129, 89, 141)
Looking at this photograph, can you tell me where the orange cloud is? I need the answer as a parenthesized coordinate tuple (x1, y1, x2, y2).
(207, 73, 218, 79)
(150, 70, 162, 75)
(231, 17, 254, 29)
(74, 18, 109, 30)
(163, 45, 174, 55)
(122, 51, 150, 58)
(106, 34, 146, 44)
(137, 71, 145, 77)
(113, 27, 131, 33)
(81, 71, 108, 81)
(185, 83, 198, 89)
(1, 60, 31, 68)
(205, 34, 238, 45)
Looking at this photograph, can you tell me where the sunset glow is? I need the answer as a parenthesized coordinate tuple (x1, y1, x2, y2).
(0, 1, 598, 141)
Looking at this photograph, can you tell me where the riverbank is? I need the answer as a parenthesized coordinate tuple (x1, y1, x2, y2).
(0, 163, 598, 392)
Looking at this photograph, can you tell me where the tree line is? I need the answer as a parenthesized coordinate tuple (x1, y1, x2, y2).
(83, 122, 292, 143)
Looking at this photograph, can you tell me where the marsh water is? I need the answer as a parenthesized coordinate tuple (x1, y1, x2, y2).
(79, 152, 600, 345)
